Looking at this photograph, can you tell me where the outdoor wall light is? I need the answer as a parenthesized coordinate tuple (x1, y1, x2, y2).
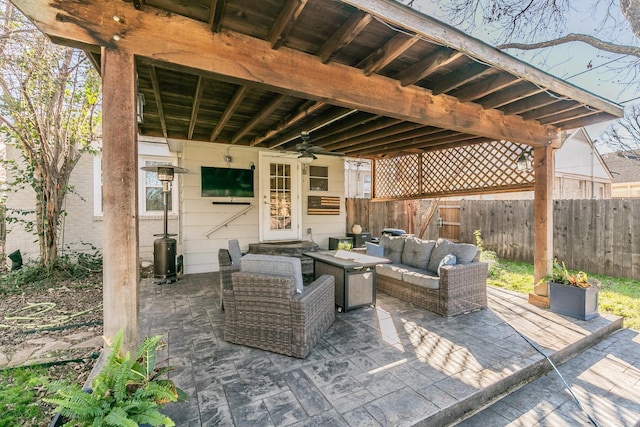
(516, 147, 534, 172)
(136, 93, 145, 124)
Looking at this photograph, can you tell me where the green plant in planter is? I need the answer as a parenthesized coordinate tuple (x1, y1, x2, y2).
(547, 259, 599, 288)
(44, 329, 187, 426)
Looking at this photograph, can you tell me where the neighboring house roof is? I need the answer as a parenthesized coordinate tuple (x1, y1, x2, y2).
(601, 150, 640, 183)
(555, 128, 613, 181)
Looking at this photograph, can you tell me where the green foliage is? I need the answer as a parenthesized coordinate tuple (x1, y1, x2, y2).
(0, 2, 102, 266)
(544, 259, 596, 288)
(0, 247, 102, 295)
(0, 366, 47, 426)
(474, 229, 498, 274)
(44, 329, 187, 427)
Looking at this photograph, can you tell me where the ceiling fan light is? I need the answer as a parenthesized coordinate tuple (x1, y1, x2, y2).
(298, 152, 316, 164)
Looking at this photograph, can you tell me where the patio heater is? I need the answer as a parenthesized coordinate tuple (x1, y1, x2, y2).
(141, 165, 187, 284)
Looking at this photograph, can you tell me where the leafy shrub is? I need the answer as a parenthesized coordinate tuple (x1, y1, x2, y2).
(44, 329, 186, 426)
(474, 229, 498, 275)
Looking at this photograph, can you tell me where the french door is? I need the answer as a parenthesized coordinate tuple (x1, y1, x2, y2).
(259, 153, 301, 241)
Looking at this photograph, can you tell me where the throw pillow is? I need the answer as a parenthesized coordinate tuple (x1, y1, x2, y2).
(401, 237, 436, 269)
(438, 253, 457, 274)
(240, 254, 304, 294)
(450, 243, 478, 265)
(380, 234, 406, 264)
(427, 238, 454, 274)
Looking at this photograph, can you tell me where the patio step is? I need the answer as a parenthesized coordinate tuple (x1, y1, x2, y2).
(450, 320, 639, 426)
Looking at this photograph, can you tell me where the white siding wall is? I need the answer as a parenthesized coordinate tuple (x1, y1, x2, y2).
(180, 141, 346, 274)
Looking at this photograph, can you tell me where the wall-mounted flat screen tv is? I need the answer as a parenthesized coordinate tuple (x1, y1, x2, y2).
(201, 166, 254, 197)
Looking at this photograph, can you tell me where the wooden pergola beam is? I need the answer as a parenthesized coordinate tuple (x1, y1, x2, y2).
(12, 0, 563, 147)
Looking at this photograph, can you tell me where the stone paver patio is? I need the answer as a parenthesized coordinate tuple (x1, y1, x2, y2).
(139, 272, 631, 426)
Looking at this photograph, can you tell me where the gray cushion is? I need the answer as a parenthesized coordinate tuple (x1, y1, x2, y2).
(450, 243, 478, 265)
(427, 238, 454, 274)
(240, 254, 304, 293)
(375, 264, 407, 281)
(365, 242, 385, 258)
(380, 235, 406, 264)
(402, 270, 440, 289)
(401, 237, 436, 269)
(228, 239, 242, 266)
(438, 253, 457, 273)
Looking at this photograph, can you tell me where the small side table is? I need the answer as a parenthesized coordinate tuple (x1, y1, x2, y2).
(346, 232, 372, 248)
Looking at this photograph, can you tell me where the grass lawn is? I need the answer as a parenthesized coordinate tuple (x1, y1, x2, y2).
(488, 258, 640, 330)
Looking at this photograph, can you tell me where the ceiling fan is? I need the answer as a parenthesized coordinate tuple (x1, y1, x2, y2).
(294, 131, 343, 164)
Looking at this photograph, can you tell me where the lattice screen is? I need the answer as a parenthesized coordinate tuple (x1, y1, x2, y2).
(374, 141, 535, 199)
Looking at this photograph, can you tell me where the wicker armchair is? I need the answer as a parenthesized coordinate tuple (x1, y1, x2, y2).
(218, 249, 240, 310)
(223, 270, 335, 358)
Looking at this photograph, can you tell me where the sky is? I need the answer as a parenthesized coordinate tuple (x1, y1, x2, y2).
(410, 0, 640, 143)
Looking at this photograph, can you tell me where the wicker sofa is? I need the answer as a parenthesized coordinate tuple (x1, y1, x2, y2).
(221, 253, 335, 358)
(370, 235, 488, 316)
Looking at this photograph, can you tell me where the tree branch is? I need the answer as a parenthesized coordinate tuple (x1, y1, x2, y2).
(498, 33, 640, 58)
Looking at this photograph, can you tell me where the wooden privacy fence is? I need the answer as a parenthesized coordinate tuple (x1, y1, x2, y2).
(346, 198, 640, 280)
(345, 198, 439, 240)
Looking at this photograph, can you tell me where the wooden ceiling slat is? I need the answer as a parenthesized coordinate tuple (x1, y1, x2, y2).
(479, 85, 545, 110)
(520, 101, 582, 122)
(148, 65, 168, 138)
(340, 126, 442, 153)
(267, 107, 357, 148)
(395, 49, 463, 87)
(251, 100, 326, 146)
(359, 33, 420, 76)
(306, 113, 382, 145)
(326, 121, 428, 151)
(319, 117, 403, 148)
(188, 76, 205, 140)
(429, 61, 491, 95)
(318, 11, 372, 64)
(499, 92, 562, 116)
(209, 0, 226, 32)
(364, 132, 482, 156)
(231, 94, 288, 144)
(540, 108, 598, 126)
(452, 71, 521, 102)
(554, 112, 613, 130)
(269, 0, 309, 49)
(210, 85, 248, 142)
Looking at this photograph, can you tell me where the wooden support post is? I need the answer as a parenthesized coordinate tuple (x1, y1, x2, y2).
(101, 47, 140, 351)
(529, 144, 554, 308)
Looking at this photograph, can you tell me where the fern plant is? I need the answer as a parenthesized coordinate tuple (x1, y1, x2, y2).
(44, 329, 187, 426)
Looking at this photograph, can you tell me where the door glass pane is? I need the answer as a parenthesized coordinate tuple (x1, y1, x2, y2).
(270, 163, 292, 230)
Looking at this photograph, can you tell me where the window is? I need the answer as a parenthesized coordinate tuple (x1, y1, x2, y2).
(93, 155, 179, 216)
(363, 174, 371, 198)
(309, 165, 328, 191)
(143, 160, 172, 212)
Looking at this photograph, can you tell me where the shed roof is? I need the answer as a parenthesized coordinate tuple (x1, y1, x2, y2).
(11, 0, 623, 158)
